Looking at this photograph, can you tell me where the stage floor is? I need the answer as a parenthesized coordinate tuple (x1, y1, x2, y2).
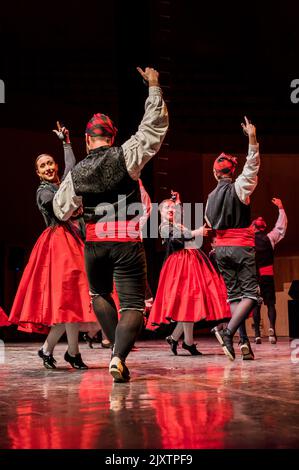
(0, 337, 299, 449)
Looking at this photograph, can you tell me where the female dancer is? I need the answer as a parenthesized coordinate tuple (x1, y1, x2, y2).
(9, 123, 95, 369)
(147, 191, 230, 355)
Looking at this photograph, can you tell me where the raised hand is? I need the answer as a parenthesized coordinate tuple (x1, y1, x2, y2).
(137, 67, 159, 87)
(170, 190, 181, 203)
(241, 116, 256, 137)
(272, 198, 283, 209)
(53, 121, 71, 144)
(241, 116, 257, 145)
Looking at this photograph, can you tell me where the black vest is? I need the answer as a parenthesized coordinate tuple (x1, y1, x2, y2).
(71, 146, 141, 223)
(255, 232, 274, 268)
(206, 179, 251, 230)
(36, 182, 59, 227)
(36, 182, 85, 240)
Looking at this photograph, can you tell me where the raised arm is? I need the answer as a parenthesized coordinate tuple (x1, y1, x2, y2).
(160, 221, 210, 240)
(159, 221, 192, 240)
(234, 116, 260, 205)
(122, 67, 169, 180)
(53, 121, 76, 180)
(267, 198, 288, 248)
(52, 122, 82, 221)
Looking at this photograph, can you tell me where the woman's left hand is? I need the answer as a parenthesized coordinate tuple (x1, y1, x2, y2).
(53, 121, 71, 144)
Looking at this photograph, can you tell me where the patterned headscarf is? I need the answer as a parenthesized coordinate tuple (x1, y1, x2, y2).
(85, 113, 118, 139)
(252, 217, 267, 231)
(213, 152, 238, 176)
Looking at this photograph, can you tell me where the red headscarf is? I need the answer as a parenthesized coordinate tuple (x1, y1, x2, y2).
(213, 152, 238, 176)
(251, 217, 267, 231)
(85, 113, 118, 139)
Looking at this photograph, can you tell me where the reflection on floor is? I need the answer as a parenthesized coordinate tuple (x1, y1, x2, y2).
(0, 338, 299, 449)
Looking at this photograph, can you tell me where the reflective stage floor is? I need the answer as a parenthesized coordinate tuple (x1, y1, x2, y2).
(0, 337, 299, 449)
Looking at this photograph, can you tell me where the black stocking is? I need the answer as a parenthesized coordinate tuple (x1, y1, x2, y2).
(230, 302, 249, 340)
(227, 298, 256, 336)
(92, 294, 118, 345)
(253, 304, 261, 337)
(268, 304, 277, 331)
(113, 309, 144, 361)
(238, 320, 249, 341)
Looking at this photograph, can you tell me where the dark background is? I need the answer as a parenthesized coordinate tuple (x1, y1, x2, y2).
(1, 0, 299, 311)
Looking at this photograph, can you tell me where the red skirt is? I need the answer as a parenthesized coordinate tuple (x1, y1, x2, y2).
(9, 226, 97, 334)
(0, 307, 10, 327)
(147, 249, 230, 329)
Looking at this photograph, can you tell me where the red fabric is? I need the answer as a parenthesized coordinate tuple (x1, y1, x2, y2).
(9, 226, 97, 334)
(147, 249, 230, 328)
(216, 227, 255, 247)
(259, 265, 274, 276)
(86, 221, 141, 242)
(0, 307, 10, 327)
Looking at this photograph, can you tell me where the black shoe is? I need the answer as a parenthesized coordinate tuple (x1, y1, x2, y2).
(269, 328, 277, 344)
(239, 337, 255, 360)
(213, 328, 235, 361)
(64, 351, 88, 369)
(182, 342, 202, 356)
(101, 339, 112, 349)
(38, 349, 57, 369)
(82, 333, 94, 349)
(109, 357, 130, 383)
(166, 336, 178, 355)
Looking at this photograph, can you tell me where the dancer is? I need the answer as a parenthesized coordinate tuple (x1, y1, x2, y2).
(53, 67, 169, 382)
(147, 191, 231, 355)
(9, 123, 95, 369)
(81, 178, 153, 348)
(251, 198, 287, 344)
(205, 116, 261, 361)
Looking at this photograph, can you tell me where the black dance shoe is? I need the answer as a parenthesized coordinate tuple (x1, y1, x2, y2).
(238, 337, 255, 360)
(101, 339, 112, 349)
(38, 349, 57, 369)
(213, 328, 235, 361)
(82, 333, 95, 349)
(182, 342, 202, 356)
(109, 356, 131, 383)
(269, 328, 277, 344)
(166, 336, 178, 355)
(64, 351, 88, 369)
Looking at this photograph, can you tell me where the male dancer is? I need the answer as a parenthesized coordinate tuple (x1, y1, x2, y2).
(205, 117, 261, 360)
(53, 67, 168, 381)
(252, 198, 287, 344)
